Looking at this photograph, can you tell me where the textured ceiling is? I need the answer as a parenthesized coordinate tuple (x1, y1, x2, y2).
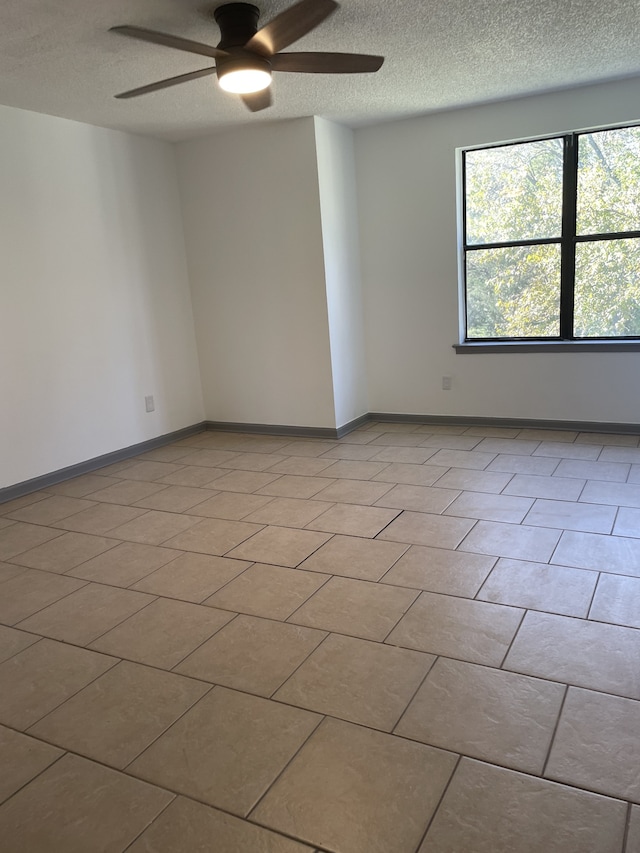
(1, 0, 640, 141)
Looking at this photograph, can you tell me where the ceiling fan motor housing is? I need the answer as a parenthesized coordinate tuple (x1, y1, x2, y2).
(214, 3, 261, 48)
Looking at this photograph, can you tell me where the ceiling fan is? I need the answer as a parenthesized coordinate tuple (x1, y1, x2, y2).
(111, 0, 384, 112)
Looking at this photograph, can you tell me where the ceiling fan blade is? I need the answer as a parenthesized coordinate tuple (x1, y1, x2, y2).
(240, 88, 273, 112)
(246, 0, 338, 56)
(110, 26, 227, 60)
(272, 52, 384, 73)
(114, 66, 217, 99)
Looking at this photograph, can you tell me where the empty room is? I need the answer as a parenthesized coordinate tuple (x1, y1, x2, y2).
(1, 0, 640, 851)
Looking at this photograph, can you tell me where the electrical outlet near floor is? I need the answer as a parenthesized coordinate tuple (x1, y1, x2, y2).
(144, 395, 155, 412)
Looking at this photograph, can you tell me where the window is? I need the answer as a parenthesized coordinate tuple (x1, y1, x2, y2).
(462, 124, 640, 343)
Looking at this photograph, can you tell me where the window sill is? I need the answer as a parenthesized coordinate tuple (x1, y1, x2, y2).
(454, 341, 640, 353)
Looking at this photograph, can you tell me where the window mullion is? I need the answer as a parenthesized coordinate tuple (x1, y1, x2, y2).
(560, 135, 578, 339)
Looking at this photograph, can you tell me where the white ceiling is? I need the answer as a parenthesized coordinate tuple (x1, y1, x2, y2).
(2, 0, 640, 142)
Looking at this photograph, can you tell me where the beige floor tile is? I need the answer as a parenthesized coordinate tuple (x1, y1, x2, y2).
(0, 625, 39, 664)
(163, 517, 263, 555)
(131, 552, 251, 602)
(374, 484, 460, 513)
(546, 687, 640, 802)
(188, 491, 274, 519)
(217, 452, 289, 471)
(0, 518, 14, 530)
(372, 462, 446, 487)
(205, 564, 329, 620)
(30, 660, 209, 768)
(257, 474, 336, 499)
(289, 576, 418, 641)
(517, 429, 578, 442)
(298, 534, 408, 581)
(0, 568, 86, 625)
(6, 495, 97, 525)
(552, 530, 640, 576)
(581, 479, 640, 508)
(459, 520, 561, 561)
(87, 480, 169, 505)
(381, 545, 495, 596)
(377, 511, 476, 549)
(444, 491, 533, 523)
(91, 598, 234, 668)
(264, 456, 336, 476)
(0, 522, 62, 561)
(553, 459, 630, 482)
(524, 498, 616, 533)
(370, 432, 428, 446)
(430, 468, 513, 493)
(132, 485, 218, 512)
(370, 446, 438, 464)
(138, 446, 194, 462)
(427, 448, 497, 470)
(419, 435, 483, 451)
(630, 464, 640, 484)
(9, 531, 119, 573)
(253, 717, 457, 853)
(486, 453, 560, 475)
(306, 503, 400, 538)
(176, 615, 326, 696)
(129, 686, 320, 815)
(0, 753, 173, 853)
(276, 440, 341, 457)
(414, 424, 468, 435)
(464, 426, 522, 438)
(627, 806, 640, 853)
(69, 542, 181, 586)
(503, 611, 640, 699)
(589, 573, 640, 628)
(45, 473, 123, 497)
(613, 506, 640, 537)
(387, 591, 523, 665)
(311, 479, 394, 505)
(275, 633, 434, 730)
(107, 509, 200, 545)
(244, 497, 334, 528)
(478, 558, 597, 617)
(0, 639, 116, 729)
(0, 561, 25, 583)
(0, 492, 51, 515)
(319, 459, 390, 480)
(154, 464, 227, 487)
(419, 757, 626, 853)
(225, 525, 331, 567)
(231, 436, 294, 454)
(396, 658, 564, 773)
(51, 502, 147, 534)
(128, 797, 313, 853)
(600, 446, 640, 463)
(474, 437, 540, 456)
(209, 470, 283, 493)
(170, 448, 242, 468)
(17, 583, 155, 644)
(313, 444, 381, 461)
(577, 432, 639, 447)
(112, 460, 186, 481)
(533, 441, 601, 460)
(0, 726, 64, 805)
(504, 473, 585, 500)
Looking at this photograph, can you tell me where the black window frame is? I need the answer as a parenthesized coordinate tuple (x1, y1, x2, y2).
(461, 123, 640, 344)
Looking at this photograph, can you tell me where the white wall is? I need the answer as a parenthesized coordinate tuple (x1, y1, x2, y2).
(1, 106, 203, 488)
(355, 77, 640, 424)
(176, 118, 337, 428)
(314, 118, 368, 429)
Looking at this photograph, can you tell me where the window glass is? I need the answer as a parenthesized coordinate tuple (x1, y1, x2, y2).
(465, 139, 563, 245)
(577, 127, 640, 236)
(574, 239, 640, 337)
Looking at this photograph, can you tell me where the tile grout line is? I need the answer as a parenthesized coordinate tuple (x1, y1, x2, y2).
(411, 753, 463, 853)
(540, 683, 570, 778)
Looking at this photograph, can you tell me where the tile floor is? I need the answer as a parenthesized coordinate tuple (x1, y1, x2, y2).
(1, 421, 640, 852)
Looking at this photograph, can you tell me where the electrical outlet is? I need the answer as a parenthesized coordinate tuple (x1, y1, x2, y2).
(145, 395, 155, 412)
(442, 376, 452, 391)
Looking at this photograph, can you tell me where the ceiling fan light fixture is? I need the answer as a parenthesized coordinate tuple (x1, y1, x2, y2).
(218, 67, 271, 93)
